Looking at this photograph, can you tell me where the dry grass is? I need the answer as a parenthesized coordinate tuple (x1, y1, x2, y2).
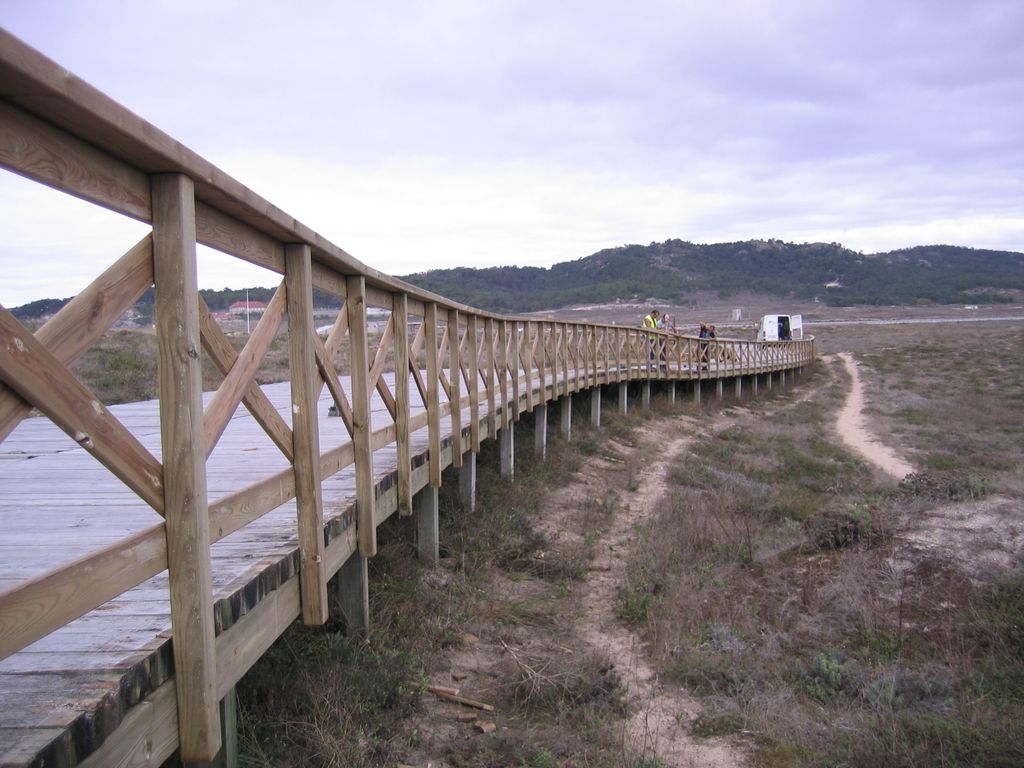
(623, 319, 1024, 767)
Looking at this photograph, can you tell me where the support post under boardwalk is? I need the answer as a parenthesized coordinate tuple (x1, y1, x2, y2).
(619, 382, 628, 414)
(459, 449, 477, 512)
(642, 381, 651, 410)
(191, 690, 238, 768)
(337, 553, 369, 638)
(560, 395, 572, 441)
(781, 369, 787, 387)
(534, 403, 548, 458)
(152, 173, 220, 761)
(415, 485, 439, 566)
(591, 387, 601, 427)
(735, 376, 743, 399)
(668, 380, 676, 403)
(752, 374, 759, 396)
(347, 276, 376, 556)
(285, 243, 328, 626)
(693, 380, 701, 404)
(766, 372, 773, 391)
(716, 378, 724, 401)
(500, 425, 514, 479)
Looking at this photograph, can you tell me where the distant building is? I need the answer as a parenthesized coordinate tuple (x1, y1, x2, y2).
(228, 300, 267, 315)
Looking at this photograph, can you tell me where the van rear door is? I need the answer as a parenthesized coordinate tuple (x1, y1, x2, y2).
(790, 315, 803, 340)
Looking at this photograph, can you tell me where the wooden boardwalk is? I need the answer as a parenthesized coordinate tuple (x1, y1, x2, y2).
(0, 372, 479, 766)
(0, 363, 814, 767)
(0, 29, 815, 767)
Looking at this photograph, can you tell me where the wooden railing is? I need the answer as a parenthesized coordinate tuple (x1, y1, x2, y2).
(0, 29, 814, 763)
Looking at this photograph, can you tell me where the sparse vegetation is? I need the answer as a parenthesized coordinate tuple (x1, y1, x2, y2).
(623, 322, 1024, 767)
(232, 316, 1024, 766)
(47, 303, 1019, 767)
(235, 417, 644, 767)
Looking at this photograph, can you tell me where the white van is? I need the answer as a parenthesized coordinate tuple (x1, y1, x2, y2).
(757, 314, 803, 341)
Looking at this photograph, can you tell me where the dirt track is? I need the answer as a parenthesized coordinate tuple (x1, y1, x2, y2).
(405, 356, 944, 766)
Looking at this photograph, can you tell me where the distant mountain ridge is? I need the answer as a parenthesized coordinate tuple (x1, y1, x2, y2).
(10, 239, 1023, 321)
(400, 239, 1024, 313)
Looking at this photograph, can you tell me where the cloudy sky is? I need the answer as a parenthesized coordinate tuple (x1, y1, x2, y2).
(2, 0, 1022, 306)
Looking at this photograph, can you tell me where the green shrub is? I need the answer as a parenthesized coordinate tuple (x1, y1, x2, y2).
(804, 503, 874, 550)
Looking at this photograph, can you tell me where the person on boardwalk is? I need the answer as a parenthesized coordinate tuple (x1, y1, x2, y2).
(643, 309, 662, 366)
(697, 321, 710, 368)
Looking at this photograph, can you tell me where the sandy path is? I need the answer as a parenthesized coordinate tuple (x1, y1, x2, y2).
(566, 421, 744, 768)
(835, 352, 914, 479)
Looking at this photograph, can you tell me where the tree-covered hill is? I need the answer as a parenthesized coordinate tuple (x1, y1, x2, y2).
(10, 239, 1023, 321)
(400, 239, 1024, 312)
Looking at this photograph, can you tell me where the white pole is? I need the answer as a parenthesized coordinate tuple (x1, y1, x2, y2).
(245, 289, 251, 334)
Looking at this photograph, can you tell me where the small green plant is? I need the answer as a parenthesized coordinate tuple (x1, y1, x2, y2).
(615, 576, 655, 624)
(804, 503, 874, 550)
(692, 710, 745, 738)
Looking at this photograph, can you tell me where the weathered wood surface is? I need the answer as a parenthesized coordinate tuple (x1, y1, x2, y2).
(0, 371, 494, 766)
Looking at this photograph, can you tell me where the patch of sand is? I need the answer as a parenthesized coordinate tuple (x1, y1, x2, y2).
(834, 352, 915, 480)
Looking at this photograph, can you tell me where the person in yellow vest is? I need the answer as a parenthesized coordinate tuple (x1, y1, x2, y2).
(643, 309, 661, 365)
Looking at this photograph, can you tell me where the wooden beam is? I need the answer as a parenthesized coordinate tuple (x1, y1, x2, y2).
(286, 243, 329, 626)
(0, 235, 153, 442)
(0, 522, 167, 661)
(565, 323, 573, 397)
(448, 309, 463, 467)
(436, 324, 452, 399)
(313, 332, 354, 436)
(467, 315, 481, 452)
(538, 322, 548, 402)
(196, 201, 285, 275)
(198, 293, 294, 462)
(407, 321, 429, 407)
(151, 173, 220, 762)
(523, 321, 535, 411)
(0, 99, 151, 221)
(346, 275, 376, 557)
(200, 285, 289, 459)
(484, 318, 496, 438)
(497, 320, 509, 429)
(393, 293, 412, 515)
(0, 307, 165, 514)
(369, 314, 398, 418)
(425, 303, 441, 488)
(511, 321, 522, 420)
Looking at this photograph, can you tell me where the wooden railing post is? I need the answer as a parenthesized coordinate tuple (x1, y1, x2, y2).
(511, 321, 522, 420)
(524, 321, 535, 411)
(151, 173, 220, 762)
(565, 323, 573, 397)
(498, 320, 509, 429)
(393, 293, 413, 514)
(468, 314, 481, 452)
(448, 309, 463, 468)
(484, 318, 497, 438)
(425, 303, 442, 488)
(346, 276, 376, 557)
(285, 243, 328, 625)
(538, 322, 548, 401)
